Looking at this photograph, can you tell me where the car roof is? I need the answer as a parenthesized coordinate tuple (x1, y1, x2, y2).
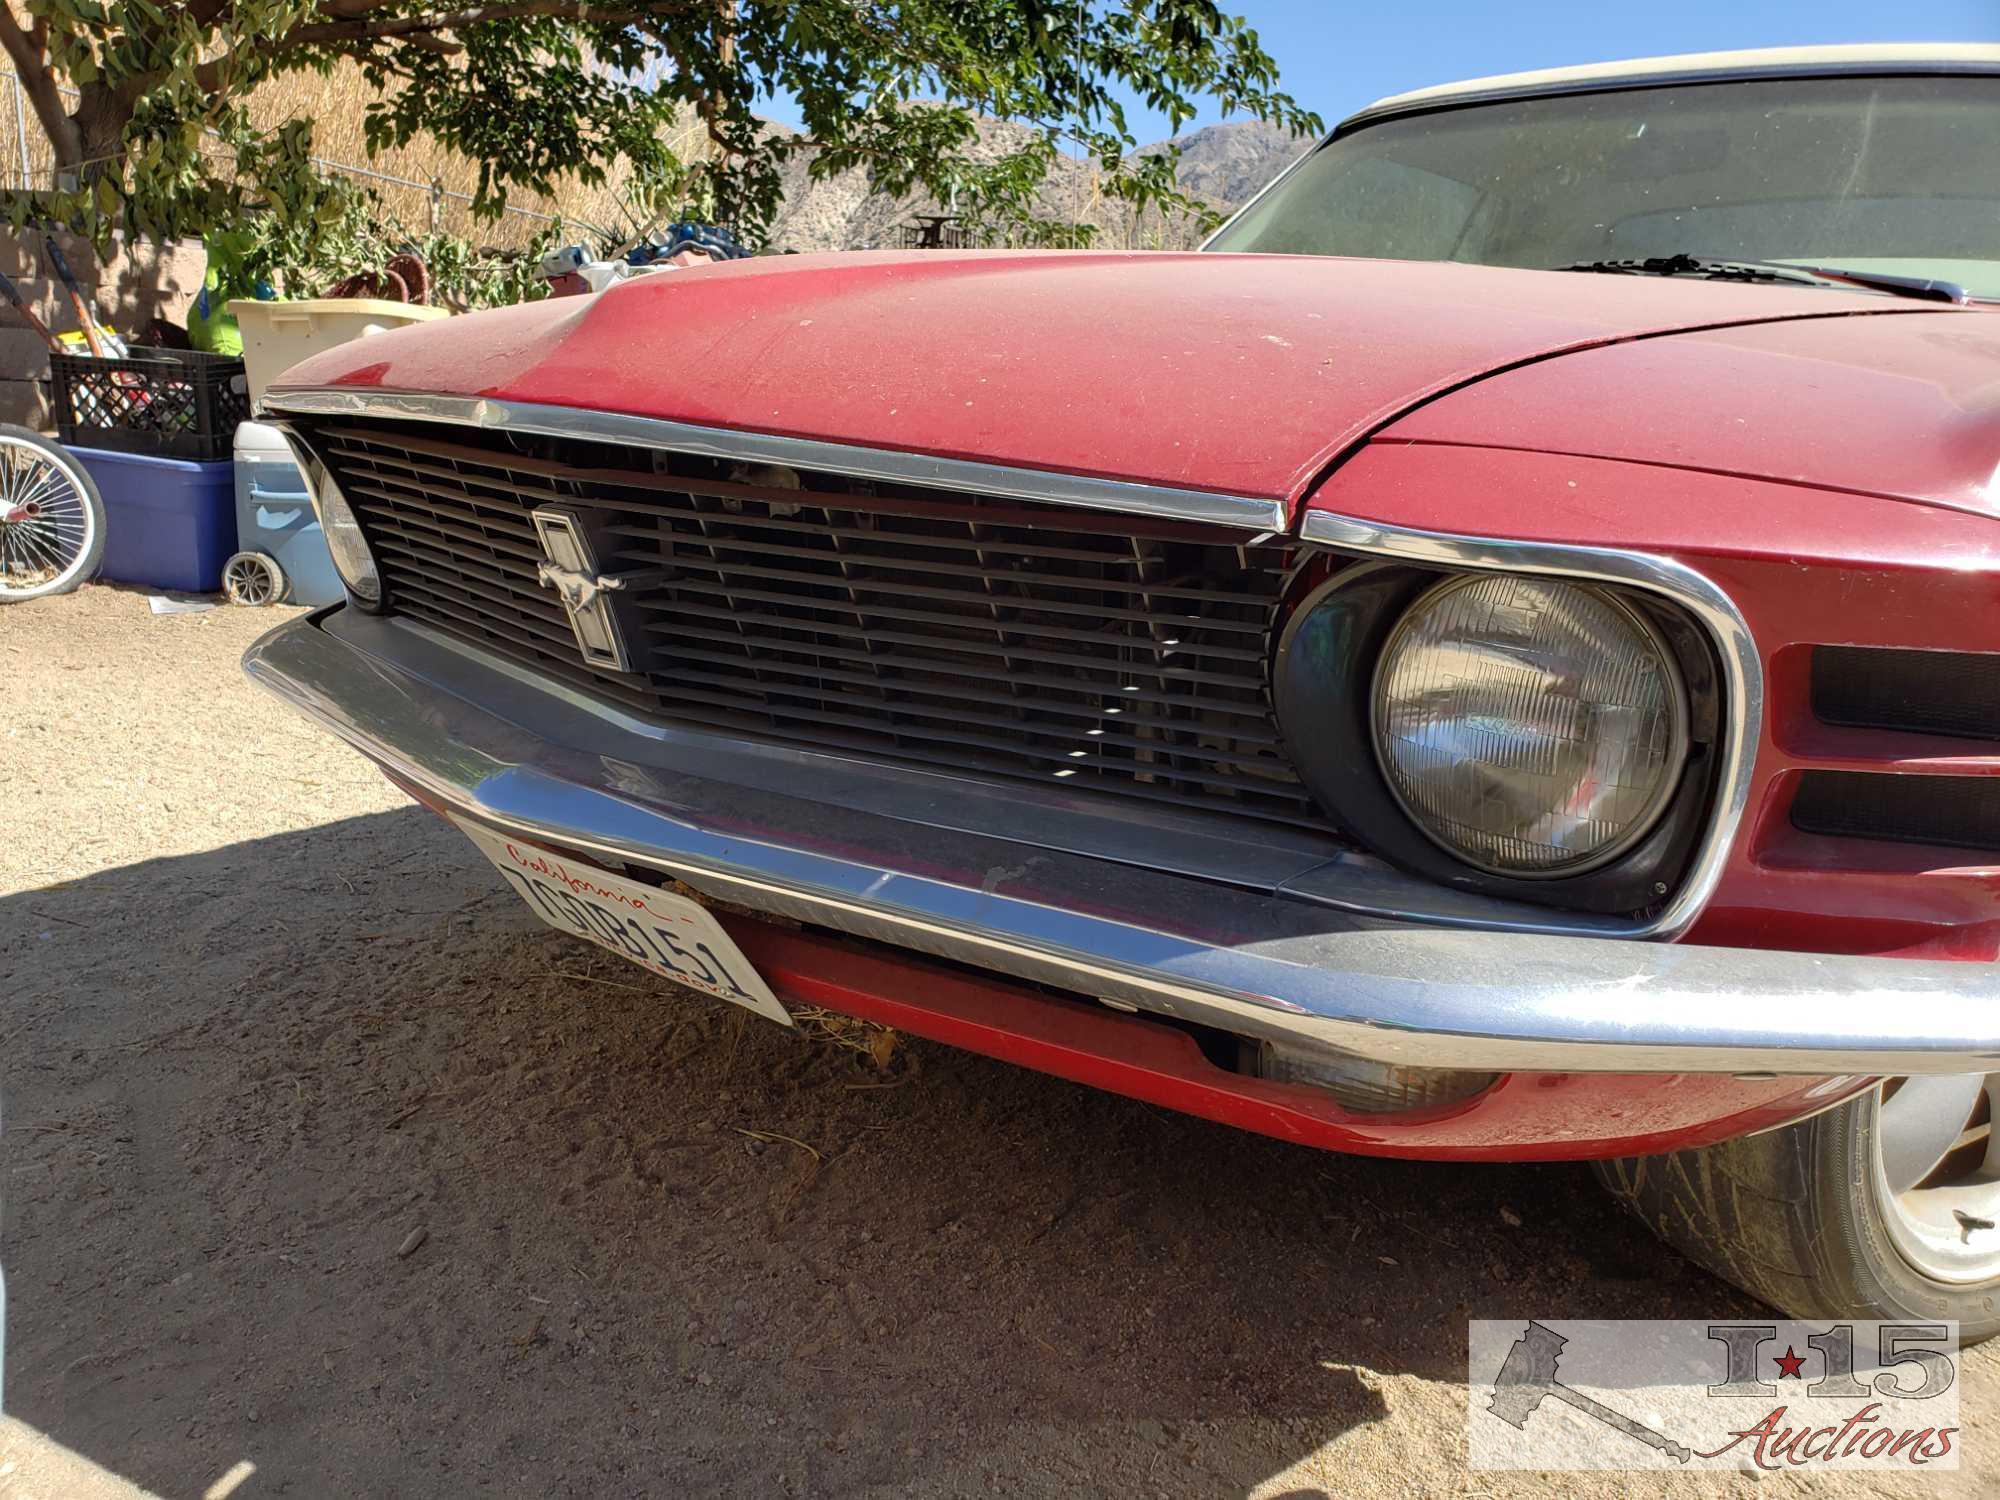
(1348, 42, 2000, 126)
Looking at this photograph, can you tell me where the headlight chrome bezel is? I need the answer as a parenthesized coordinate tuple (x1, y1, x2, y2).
(1368, 572, 1693, 880)
(274, 422, 386, 611)
(1271, 560, 1721, 920)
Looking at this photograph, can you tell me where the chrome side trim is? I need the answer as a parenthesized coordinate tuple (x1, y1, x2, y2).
(244, 611, 2000, 1075)
(1298, 510, 1762, 941)
(257, 388, 1290, 534)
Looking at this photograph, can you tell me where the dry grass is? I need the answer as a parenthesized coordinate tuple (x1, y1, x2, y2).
(0, 72, 63, 189)
(243, 62, 717, 249)
(0, 55, 1200, 253)
(792, 1006, 903, 1071)
(248, 66, 1199, 253)
(0, 56, 700, 248)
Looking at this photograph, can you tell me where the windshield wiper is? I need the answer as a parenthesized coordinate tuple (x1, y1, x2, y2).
(1781, 264, 1970, 305)
(1560, 253, 1820, 286)
(1558, 252, 1969, 304)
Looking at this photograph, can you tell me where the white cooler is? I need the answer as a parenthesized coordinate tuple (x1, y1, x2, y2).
(223, 420, 344, 606)
(229, 297, 449, 403)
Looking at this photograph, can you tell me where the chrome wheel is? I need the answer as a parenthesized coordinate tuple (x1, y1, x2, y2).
(1873, 1074, 2000, 1284)
(0, 431, 102, 600)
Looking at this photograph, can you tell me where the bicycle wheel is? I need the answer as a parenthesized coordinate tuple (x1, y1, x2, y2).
(0, 425, 105, 600)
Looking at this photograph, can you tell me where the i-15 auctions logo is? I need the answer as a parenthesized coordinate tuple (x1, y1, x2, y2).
(1468, 1320, 1960, 1471)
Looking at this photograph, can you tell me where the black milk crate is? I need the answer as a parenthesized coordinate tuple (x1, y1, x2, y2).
(49, 347, 250, 463)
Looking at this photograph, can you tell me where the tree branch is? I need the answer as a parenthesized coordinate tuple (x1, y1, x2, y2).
(190, 0, 490, 99)
(0, 4, 81, 168)
(286, 1, 654, 47)
(314, 0, 417, 16)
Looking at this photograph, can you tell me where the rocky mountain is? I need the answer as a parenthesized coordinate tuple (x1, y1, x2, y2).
(1148, 118, 1312, 210)
(762, 117, 1315, 254)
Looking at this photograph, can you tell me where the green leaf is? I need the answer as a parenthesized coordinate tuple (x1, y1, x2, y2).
(32, 0, 1320, 256)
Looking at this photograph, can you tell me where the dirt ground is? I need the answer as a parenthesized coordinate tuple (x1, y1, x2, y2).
(3, 584, 1996, 1499)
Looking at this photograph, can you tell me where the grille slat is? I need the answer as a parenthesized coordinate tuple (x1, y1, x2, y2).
(654, 664, 1297, 772)
(348, 488, 545, 557)
(638, 605, 1262, 689)
(643, 642, 1287, 743)
(642, 679, 1311, 799)
(610, 545, 1272, 637)
(602, 525, 1274, 608)
(385, 573, 584, 650)
(364, 529, 555, 599)
(314, 419, 1327, 831)
(632, 584, 1266, 675)
(626, 613, 1282, 719)
(604, 501, 1263, 577)
(356, 507, 548, 568)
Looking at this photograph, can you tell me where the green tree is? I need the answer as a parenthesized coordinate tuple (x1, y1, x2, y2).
(0, 1, 1320, 252)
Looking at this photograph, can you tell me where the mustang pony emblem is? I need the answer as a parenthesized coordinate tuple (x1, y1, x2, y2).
(529, 506, 671, 673)
(536, 558, 630, 615)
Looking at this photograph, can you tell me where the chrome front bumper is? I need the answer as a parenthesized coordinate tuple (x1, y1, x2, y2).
(246, 609, 2000, 1077)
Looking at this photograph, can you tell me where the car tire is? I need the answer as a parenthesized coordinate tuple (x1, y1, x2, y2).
(1595, 1081, 2000, 1344)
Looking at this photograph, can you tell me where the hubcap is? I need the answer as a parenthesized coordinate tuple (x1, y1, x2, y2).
(1873, 1074, 2000, 1284)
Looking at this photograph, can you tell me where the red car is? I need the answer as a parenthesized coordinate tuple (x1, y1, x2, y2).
(250, 44, 2000, 1335)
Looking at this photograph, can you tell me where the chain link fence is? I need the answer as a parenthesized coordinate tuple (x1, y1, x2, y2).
(0, 70, 581, 250)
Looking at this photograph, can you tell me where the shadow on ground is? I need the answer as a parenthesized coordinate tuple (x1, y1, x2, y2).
(0, 806, 1761, 1497)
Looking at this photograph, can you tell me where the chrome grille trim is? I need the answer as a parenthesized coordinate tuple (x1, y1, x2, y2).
(259, 388, 1289, 532)
(301, 416, 1327, 832)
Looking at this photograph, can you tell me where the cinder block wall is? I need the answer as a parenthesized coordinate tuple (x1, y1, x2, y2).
(0, 231, 205, 430)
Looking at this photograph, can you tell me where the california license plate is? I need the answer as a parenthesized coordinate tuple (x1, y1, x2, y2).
(453, 817, 792, 1026)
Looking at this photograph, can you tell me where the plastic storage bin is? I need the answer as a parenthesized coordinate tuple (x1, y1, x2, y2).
(50, 347, 250, 463)
(72, 446, 238, 593)
(227, 420, 343, 606)
(229, 298, 449, 403)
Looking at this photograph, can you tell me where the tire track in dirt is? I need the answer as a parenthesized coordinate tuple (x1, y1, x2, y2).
(4, 586, 1995, 1498)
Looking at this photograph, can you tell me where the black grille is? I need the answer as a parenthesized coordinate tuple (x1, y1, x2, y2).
(1791, 770, 2000, 852)
(310, 419, 1326, 830)
(1812, 646, 2000, 741)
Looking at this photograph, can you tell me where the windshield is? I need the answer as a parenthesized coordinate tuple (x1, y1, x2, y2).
(1206, 75, 2000, 299)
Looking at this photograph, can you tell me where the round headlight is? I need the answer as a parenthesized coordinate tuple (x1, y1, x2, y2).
(283, 433, 382, 607)
(1372, 574, 1688, 877)
(316, 480, 382, 606)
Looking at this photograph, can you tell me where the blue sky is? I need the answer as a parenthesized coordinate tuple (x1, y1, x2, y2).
(756, 1, 1998, 141)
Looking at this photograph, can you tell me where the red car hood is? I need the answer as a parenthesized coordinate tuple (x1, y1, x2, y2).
(1382, 308, 2000, 520)
(274, 250, 1918, 516)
